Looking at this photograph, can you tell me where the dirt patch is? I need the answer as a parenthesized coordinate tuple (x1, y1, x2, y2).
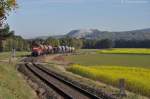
(34, 55, 59, 63)
(35, 54, 73, 66)
(51, 55, 74, 66)
(52, 55, 65, 62)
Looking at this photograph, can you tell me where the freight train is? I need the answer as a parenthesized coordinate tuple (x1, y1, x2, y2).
(31, 44, 75, 56)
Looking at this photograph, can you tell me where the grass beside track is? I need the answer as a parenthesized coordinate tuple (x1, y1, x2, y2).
(97, 48, 150, 54)
(0, 51, 30, 60)
(0, 63, 36, 99)
(67, 65, 150, 97)
(0, 52, 36, 99)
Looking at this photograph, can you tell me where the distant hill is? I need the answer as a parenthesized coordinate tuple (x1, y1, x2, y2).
(67, 28, 150, 40)
(32, 28, 150, 41)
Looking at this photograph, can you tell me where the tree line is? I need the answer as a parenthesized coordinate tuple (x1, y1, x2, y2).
(31, 37, 150, 50)
(1, 32, 150, 52)
(0, 25, 30, 52)
(83, 39, 150, 49)
(31, 37, 83, 49)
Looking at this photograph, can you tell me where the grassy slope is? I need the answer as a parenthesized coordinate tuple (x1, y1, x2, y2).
(0, 52, 36, 99)
(67, 65, 150, 97)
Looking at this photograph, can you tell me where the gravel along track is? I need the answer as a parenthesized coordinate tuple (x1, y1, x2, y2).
(25, 63, 102, 99)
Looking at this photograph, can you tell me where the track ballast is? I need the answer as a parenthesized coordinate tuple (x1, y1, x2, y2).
(24, 63, 116, 99)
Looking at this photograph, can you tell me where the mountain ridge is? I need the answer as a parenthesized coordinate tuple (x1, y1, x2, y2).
(67, 28, 150, 40)
(33, 28, 150, 40)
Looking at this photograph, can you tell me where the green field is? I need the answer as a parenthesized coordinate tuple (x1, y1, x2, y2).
(67, 65, 150, 97)
(65, 53, 150, 67)
(97, 48, 150, 54)
(0, 52, 36, 99)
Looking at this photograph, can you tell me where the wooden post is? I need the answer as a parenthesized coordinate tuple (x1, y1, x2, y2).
(9, 51, 12, 64)
(12, 48, 16, 58)
(9, 48, 16, 64)
(119, 79, 127, 97)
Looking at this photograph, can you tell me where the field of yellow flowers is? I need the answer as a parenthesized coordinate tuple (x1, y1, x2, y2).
(97, 48, 150, 54)
(67, 65, 150, 97)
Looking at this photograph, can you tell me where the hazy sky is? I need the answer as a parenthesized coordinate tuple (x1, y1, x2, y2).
(7, 0, 150, 38)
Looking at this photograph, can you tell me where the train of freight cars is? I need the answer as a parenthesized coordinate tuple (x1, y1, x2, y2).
(31, 44, 75, 56)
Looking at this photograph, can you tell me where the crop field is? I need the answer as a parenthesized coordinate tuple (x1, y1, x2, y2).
(67, 64, 150, 97)
(64, 49, 150, 97)
(97, 48, 150, 54)
(65, 53, 150, 67)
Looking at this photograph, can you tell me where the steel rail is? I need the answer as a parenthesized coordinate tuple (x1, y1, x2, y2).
(33, 63, 116, 99)
(25, 63, 73, 99)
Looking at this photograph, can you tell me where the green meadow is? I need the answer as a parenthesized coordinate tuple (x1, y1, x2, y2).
(65, 53, 150, 67)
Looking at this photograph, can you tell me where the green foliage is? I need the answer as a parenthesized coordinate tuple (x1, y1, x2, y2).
(0, 24, 14, 38)
(72, 38, 83, 49)
(0, 0, 17, 24)
(67, 65, 150, 97)
(59, 37, 83, 49)
(82, 39, 114, 49)
(96, 39, 114, 49)
(45, 37, 60, 46)
(45, 37, 83, 48)
(0, 25, 30, 52)
(82, 39, 97, 49)
(59, 37, 72, 46)
(4, 36, 30, 51)
(0, 25, 15, 52)
(64, 50, 150, 67)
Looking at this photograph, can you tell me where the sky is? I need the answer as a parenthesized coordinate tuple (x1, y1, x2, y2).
(7, 0, 150, 38)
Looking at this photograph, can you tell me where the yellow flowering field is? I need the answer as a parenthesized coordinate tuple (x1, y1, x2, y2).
(97, 48, 150, 54)
(67, 65, 150, 97)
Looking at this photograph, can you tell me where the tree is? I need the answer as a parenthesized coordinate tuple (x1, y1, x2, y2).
(0, 0, 17, 52)
(96, 39, 114, 49)
(0, 0, 17, 26)
(0, 24, 14, 51)
(71, 38, 83, 49)
(59, 37, 83, 49)
(82, 39, 97, 49)
(4, 35, 30, 51)
(0, 24, 14, 37)
(45, 37, 60, 46)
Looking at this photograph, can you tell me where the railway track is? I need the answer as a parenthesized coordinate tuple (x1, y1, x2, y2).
(24, 63, 116, 99)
